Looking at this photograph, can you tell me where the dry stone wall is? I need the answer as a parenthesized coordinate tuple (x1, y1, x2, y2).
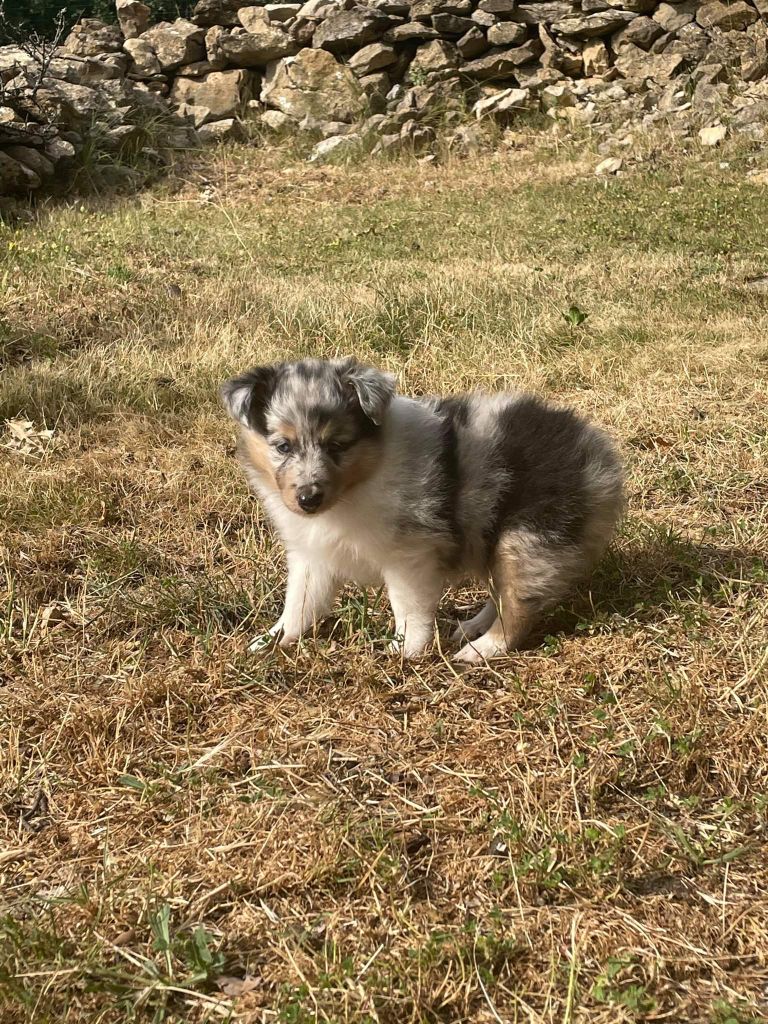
(2, 0, 768, 192)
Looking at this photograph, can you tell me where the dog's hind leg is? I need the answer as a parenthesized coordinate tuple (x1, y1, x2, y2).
(454, 532, 552, 664)
(451, 599, 496, 645)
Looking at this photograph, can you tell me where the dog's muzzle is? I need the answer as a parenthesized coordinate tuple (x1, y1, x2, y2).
(296, 484, 324, 513)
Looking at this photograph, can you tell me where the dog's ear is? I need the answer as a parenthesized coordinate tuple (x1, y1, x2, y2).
(220, 365, 278, 434)
(335, 358, 396, 426)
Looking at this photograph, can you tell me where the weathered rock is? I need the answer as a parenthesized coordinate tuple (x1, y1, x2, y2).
(359, 70, 391, 95)
(400, 118, 435, 150)
(171, 69, 255, 124)
(261, 47, 366, 121)
(477, 0, 516, 14)
(512, 3, 571, 26)
(583, 0, 654, 10)
(553, 11, 637, 39)
(583, 39, 610, 76)
(461, 39, 543, 78)
(312, 8, 390, 54)
(261, 108, 295, 129)
(615, 43, 684, 80)
(699, 123, 727, 146)
(124, 37, 163, 77)
(217, 25, 299, 65)
(432, 13, 475, 35)
(471, 10, 497, 28)
(384, 23, 440, 42)
(309, 132, 361, 161)
(473, 85, 529, 117)
(595, 155, 622, 174)
(192, 0, 252, 27)
(696, 2, 757, 32)
(116, 0, 151, 39)
(238, 6, 269, 31)
(653, 1, 696, 34)
(142, 21, 206, 72)
(3, 145, 55, 178)
(410, 39, 458, 75)
(265, 4, 303, 23)
(0, 150, 40, 192)
(487, 22, 526, 47)
(43, 137, 77, 162)
(62, 19, 123, 57)
(457, 26, 489, 59)
(541, 82, 575, 109)
(411, 0, 472, 21)
(348, 42, 397, 75)
(613, 16, 664, 52)
(198, 117, 244, 142)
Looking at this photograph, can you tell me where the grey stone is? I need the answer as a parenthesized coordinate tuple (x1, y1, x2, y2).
(461, 39, 543, 78)
(261, 108, 295, 128)
(3, 144, 55, 178)
(512, 3, 572, 26)
(696, 2, 757, 32)
(471, 10, 497, 27)
(472, 84, 529, 117)
(348, 41, 397, 75)
(124, 37, 162, 77)
(582, 0, 654, 11)
(116, 0, 151, 39)
(432, 13, 475, 34)
(487, 21, 526, 46)
(312, 8, 390, 53)
(582, 38, 610, 75)
(614, 43, 684, 79)
(612, 15, 665, 51)
(457, 26, 489, 59)
(309, 132, 361, 160)
(62, 18, 123, 57)
(0, 151, 40, 193)
(410, 0, 472, 21)
(198, 117, 244, 142)
(552, 11, 638, 38)
(171, 69, 255, 124)
(192, 0, 252, 27)
(238, 6, 269, 31)
(477, 0, 516, 14)
(217, 25, 299, 65)
(410, 39, 458, 74)
(265, 4, 303, 22)
(142, 20, 206, 71)
(358, 70, 391, 95)
(383, 22, 440, 41)
(261, 46, 366, 121)
(653, 1, 696, 34)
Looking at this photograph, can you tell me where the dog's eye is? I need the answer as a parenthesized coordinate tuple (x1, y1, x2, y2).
(327, 441, 348, 455)
(275, 440, 292, 455)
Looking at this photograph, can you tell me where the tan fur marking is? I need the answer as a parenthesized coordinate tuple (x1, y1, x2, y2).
(337, 439, 381, 492)
(274, 422, 298, 442)
(240, 431, 276, 487)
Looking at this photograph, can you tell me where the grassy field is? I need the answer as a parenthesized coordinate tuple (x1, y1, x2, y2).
(2, 133, 768, 1024)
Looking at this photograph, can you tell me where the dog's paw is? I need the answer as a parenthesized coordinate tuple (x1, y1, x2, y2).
(248, 621, 294, 654)
(387, 638, 429, 660)
(454, 636, 506, 664)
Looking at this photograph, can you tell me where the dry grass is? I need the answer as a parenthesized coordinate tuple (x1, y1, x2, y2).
(2, 132, 768, 1024)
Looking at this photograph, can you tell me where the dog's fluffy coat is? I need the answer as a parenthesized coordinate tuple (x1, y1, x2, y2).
(221, 357, 624, 662)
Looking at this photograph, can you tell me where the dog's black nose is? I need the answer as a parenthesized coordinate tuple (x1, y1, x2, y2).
(297, 485, 323, 513)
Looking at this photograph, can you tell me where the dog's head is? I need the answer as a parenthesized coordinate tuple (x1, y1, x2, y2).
(221, 357, 396, 516)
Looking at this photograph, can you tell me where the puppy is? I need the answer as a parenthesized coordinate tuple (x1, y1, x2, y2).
(221, 357, 624, 663)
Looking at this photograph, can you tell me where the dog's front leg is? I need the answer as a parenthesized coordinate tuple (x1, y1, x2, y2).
(252, 553, 339, 652)
(384, 565, 444, 659)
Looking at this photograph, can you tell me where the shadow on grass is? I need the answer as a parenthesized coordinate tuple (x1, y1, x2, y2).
(551, 531, 764, 639)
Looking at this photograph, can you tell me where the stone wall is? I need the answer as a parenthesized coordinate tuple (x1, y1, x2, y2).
(2, 0, 768, 191)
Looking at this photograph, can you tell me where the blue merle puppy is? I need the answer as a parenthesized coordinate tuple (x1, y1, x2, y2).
(221, 357, 624, 663)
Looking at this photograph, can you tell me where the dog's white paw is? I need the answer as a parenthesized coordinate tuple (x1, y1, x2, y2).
(451, 621, 484, 645)
(454, 636, 506, 664)
(387, 638, 429, 660)
(248, 621, 293, 654)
